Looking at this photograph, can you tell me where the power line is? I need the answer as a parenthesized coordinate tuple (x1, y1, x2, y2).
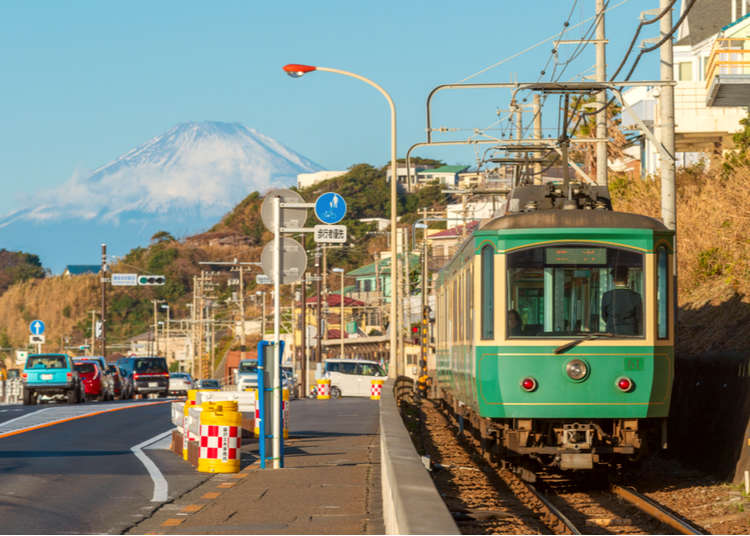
(456, 0, 632, 83)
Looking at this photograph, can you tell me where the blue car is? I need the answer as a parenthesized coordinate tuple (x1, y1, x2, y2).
(22, 353, 84, 405)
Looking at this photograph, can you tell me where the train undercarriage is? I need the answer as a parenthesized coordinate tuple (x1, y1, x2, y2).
(439, 388, 666, 474)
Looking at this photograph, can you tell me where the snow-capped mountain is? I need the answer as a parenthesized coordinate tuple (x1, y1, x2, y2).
(0, 121, 322, 272)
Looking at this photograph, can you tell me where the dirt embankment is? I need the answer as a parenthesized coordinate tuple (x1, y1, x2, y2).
(610, 166, 750, 354)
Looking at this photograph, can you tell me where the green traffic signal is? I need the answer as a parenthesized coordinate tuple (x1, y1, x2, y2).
(138, 275, 166, 285)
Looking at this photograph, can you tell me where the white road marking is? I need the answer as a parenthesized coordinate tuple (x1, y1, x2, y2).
(130, 428, 176, 503)
(0, 408, 52, 432)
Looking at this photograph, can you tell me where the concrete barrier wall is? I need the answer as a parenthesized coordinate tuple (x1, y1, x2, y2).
(380, 378, 459, 535)
(670, 352, 750, 483)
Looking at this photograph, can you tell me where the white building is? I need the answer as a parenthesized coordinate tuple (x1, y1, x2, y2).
(622, 0, 748, 176)
(297, 170, 347, 189)
(446, 198, 504, 229)
(386, 164, 438, 192)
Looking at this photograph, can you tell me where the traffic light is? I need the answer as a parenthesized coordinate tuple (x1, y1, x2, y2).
(411, 324, 420, 345)
(138, 275, 166, 286)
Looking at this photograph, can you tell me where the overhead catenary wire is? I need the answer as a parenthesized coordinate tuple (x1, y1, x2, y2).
(456, 0, 633, 84)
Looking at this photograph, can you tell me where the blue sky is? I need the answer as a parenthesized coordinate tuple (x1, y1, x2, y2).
(0, 0, 669, 216)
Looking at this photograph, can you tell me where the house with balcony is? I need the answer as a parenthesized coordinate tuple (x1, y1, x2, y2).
(705, 2, 750, 106)
(622, 0, 749, 176)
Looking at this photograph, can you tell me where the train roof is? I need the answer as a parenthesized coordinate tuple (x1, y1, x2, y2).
(479, 210, 670, 232)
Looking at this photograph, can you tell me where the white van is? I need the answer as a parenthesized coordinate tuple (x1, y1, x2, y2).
(323, 359, 386, 398)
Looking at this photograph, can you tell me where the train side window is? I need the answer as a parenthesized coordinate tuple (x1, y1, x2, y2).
(657, 246, 669, 339)
(481, 245, 494, 339)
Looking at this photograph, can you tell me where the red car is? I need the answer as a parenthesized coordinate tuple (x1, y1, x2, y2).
(73, 361, 105, 401)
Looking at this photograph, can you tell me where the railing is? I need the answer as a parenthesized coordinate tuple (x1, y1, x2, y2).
(705, 38, 750, 90)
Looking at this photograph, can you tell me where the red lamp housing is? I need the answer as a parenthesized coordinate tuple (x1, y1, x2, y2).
(616, 377, 634, 392)
(520, 377, 537, 392)
(283, 64, 317, 77)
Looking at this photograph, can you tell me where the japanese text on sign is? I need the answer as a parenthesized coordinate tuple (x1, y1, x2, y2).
(314, 225, 347, 243)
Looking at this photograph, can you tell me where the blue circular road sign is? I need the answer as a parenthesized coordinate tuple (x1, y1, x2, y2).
(314, 192, 347, 224)
(30, 320, 45, 335)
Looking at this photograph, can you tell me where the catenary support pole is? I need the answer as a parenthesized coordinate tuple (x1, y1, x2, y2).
(596, 0, 608, 186)
(659, 0, 676, 231)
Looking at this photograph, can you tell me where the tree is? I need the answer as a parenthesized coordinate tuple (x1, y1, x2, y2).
(151, 230, 176, 243)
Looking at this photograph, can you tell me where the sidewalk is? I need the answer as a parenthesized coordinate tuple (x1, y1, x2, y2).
(129, 398, 383, 535)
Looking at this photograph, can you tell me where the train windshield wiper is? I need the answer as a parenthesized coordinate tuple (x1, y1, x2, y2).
(554, 333, 616, 355)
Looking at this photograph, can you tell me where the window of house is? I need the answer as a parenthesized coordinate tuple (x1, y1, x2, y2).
(678, 62, 693, 81)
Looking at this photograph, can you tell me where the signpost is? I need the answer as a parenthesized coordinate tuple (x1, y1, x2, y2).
(111, 273, 138, 286)
(260, 238, 308, 285)
(314, 192, 347, 224)
(29, 320, 45, 353)
(258, 189, 348, 470)
(256, 274, 272, 285)
(314, 224, 347, 244)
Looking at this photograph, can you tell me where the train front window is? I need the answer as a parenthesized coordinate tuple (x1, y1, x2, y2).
(506, 246, 644, 338)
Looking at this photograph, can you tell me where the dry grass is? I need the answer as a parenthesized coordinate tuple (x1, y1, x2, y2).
(611, 165, 750, 353)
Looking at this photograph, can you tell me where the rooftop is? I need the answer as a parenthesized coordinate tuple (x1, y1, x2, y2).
(63, 265, 101, 275)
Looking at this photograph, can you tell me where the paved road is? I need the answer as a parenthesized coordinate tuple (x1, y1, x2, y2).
(0, 400, 207, 534)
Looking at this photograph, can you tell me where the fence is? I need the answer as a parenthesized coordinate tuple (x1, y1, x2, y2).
(0, 379, 22, 404)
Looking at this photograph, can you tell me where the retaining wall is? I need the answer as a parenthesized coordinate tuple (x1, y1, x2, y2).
(670, 352, 750, 483)
(380, 378, 460, 535)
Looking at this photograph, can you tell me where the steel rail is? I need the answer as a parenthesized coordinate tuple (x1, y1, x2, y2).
(523, 480, 582, 535)
(610, 484, 706, 535)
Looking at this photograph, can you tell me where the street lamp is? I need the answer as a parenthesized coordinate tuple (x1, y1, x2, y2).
(282, 63, 399, 379)
(332, 268, 345, 359)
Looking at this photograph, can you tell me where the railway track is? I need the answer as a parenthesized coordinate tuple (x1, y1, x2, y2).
(413, 397, 708, 535)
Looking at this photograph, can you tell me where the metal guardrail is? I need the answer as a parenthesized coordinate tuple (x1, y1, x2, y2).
(0, 379, 22, 405)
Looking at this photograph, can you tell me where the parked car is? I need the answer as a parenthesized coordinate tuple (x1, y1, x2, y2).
(116, 356, 169, 398)
(168, 372, 194, 396)
(236, 359, 258, 391)
(74, 357, 114, 400)
(74, 361, 106, 401)
(196, 379, 220, 390)
(107, 365, 124, 399)
(323, 358, 386, 398)
(22, 353, 84, 405)
(282, 366, 297, 398)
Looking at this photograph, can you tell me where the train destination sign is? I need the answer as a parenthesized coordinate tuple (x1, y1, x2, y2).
(545, 247, 606, 265)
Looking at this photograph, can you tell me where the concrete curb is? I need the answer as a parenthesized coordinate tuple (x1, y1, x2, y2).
(380, 379, 460, 535)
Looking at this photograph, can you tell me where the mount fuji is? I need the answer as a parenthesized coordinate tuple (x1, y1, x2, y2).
(0, 121, 322, 272)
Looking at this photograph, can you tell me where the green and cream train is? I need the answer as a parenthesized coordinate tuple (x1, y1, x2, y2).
(435, 185, 675, 471)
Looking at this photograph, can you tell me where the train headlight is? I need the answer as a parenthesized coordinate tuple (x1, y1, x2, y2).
(616, 376, 634, 392)
(520, 377, 537, 392)
(565, 359, 589, 381)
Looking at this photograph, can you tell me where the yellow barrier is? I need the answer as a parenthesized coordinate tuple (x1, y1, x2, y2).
(197, 401, 242, 473)
(370, 379, 385, 400)
(316, 379, 331, 400)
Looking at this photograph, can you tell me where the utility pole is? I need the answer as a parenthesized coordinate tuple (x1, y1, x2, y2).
(210, 304, 215, 377)
(322, 245, 328, 344)
(238, 265, 245, 350)
(89, 310, 97, 357)
(596, 0, 608, 186)
(191, 275, 197, 378)
(514, 103, 523, 187)
(100, 244, 107, 359)
(659, 0, 676, 231)
(301, 274, 307, 396)
(152, 300, 159, 355)
(315, 247, 322, 367)
(533, 94, 543, 184)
